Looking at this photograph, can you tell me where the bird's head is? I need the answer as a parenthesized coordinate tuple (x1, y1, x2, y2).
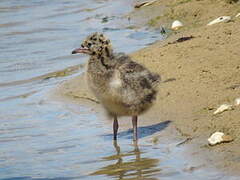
(72, 32, 113, 57)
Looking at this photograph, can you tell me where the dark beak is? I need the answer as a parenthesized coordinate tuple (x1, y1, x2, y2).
(72, 48, 89, 54)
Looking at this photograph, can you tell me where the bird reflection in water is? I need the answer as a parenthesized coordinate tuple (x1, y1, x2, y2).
(91, 141, 161, 180)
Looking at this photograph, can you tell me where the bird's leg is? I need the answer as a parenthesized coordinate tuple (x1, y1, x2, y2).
(132, 116, 138, 141)
(113, 115, 119, 140)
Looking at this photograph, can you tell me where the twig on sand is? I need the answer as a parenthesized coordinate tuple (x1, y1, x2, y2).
(168, 36, 195, 45)
(176, 137, 193, 147)
(72, 95, 100, 104)
(134, 0, 158, 8)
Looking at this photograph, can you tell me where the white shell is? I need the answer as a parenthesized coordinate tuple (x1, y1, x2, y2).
(208, 132, 233, 146)
(208, 132, 224, 145)
(171, 20, 183, 30)
(207, 16, 231, 26)
(213, 104, 233, 115)
(234, 98, 240, 106)
(236, 13, 240, 18)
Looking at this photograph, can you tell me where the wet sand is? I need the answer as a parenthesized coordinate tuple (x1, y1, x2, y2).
(55, 0, 240, 175)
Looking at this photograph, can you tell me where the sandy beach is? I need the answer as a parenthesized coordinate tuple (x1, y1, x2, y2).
(55, 0, 240, 174)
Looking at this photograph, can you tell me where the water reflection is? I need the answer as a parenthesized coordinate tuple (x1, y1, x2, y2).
(91, 141, 161, 180)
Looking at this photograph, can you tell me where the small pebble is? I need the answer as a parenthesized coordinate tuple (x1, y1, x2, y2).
(222, 135, 234, 142)
(234, 98, 240, 106)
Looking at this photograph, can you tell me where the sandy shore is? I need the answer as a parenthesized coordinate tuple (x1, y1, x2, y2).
(55, 0, 240, 174)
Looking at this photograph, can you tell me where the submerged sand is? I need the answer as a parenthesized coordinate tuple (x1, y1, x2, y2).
(55, 0, 240, 174)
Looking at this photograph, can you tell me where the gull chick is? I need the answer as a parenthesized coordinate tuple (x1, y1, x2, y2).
(72, 32, 160, 141)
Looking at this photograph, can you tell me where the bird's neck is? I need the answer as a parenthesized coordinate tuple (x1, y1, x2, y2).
(91, 46, 115, 69)
(100, 45, 113, 58)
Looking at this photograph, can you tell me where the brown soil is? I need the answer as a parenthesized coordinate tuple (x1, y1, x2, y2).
(54, 0, 240, 175)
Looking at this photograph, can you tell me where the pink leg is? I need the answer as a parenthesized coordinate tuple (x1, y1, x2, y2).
(113, 115, 119, 140)
(132, 116, 138, 141)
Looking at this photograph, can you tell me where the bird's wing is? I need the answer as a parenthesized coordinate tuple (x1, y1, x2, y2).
(114, 53, 160, 85)
(116, 60, 160, 105)
(119, 60, 160, 89)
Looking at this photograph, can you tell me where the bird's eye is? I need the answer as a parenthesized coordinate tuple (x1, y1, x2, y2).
(81, 44, 84, 48)
(88, 43, 92, 47)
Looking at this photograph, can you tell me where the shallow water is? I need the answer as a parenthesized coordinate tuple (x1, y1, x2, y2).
(0, 0, 238, 180)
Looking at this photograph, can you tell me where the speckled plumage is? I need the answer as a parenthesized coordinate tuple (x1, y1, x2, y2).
(72, 32, 160, 140)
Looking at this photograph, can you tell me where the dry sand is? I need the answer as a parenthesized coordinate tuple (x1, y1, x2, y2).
(54, 0, 240, 174)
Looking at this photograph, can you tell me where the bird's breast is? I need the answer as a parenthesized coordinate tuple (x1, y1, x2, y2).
(109, 70, 122, 89)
